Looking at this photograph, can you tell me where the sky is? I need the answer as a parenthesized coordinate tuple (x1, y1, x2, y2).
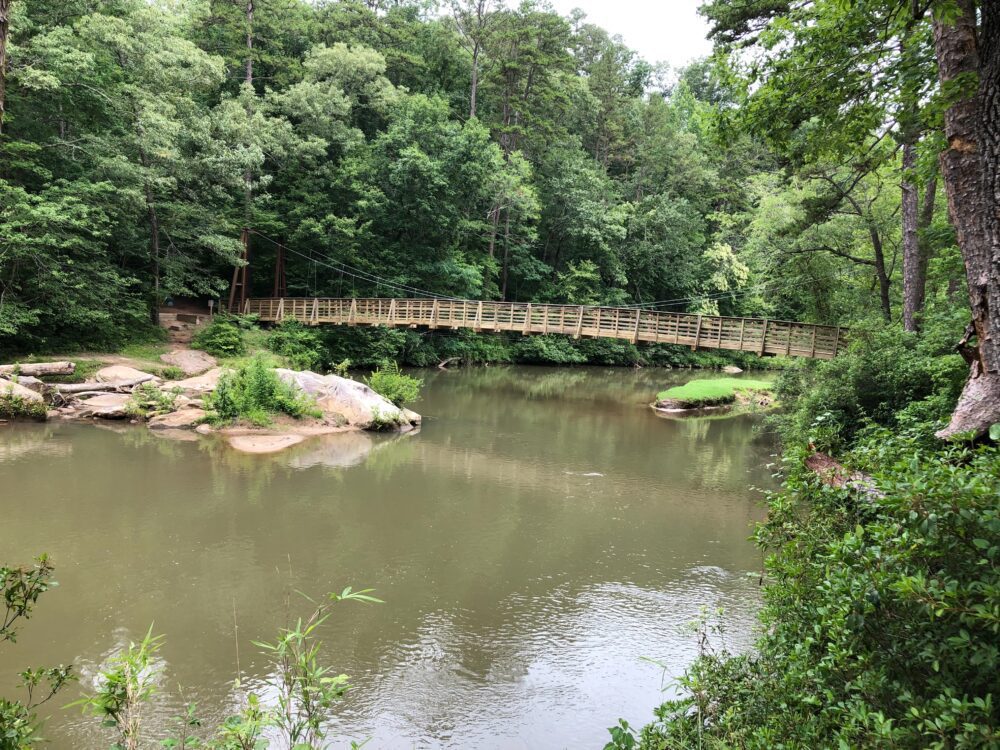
(548, 0, 713, 69)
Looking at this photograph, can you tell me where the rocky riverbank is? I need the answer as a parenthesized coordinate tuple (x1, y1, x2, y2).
(0, 353, 421, 454)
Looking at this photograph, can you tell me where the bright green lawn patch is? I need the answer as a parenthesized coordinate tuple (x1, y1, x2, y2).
(656, 378, 773, 408)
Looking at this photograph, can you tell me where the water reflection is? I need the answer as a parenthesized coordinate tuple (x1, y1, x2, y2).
(0, 366, 774, 749)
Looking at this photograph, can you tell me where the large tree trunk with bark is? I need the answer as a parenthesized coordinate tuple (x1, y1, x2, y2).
(934, 0, 1000, 438)
(0, 0, 11, 137)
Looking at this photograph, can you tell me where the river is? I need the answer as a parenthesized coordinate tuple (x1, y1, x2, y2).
(0, 366, 776, 749)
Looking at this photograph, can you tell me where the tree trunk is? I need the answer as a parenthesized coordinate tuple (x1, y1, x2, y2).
(245, 0, 254, 87)
(869, 225, 892, 322)
(0, 361, 75, 377)
(933, 0, 1000, 438)
(902, 141, 922, 331)
(146, 185, 161, 325)
(0, 0, 11, 137)
(500, 209, 511, 300)
(244, 0, 254, 225)
(470, 41, 480, 119)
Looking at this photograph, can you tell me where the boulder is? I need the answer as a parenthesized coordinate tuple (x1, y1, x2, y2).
(275, 369, 414, 430)
(148, 407, 207, 431)
(722, 365, 744, 374)
(401, 408, 422, 427)
(10, 376, 47, 394)
(0, 378, 44, 403)
(160, 349, 217, 376)
(78, 393, 131, 419)
(163, 367, 226, 396)
(95, 365, 159, 384)
(227, 434, 305, 454)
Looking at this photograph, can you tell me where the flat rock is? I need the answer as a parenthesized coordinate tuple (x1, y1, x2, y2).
(0, 378, 44, 403)
(722, 365, 744, 374)
(80, 393, 131, 419)
(275, 369, 413, 430)
(161, 349, 217, 376)
(227, 434, 305, 454)
(163, 367, 226, 395)
(95, 365, 159, 384)
(148, 408, 206, 430)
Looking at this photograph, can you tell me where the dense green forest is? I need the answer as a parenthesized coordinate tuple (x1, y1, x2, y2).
(1, 0, 960, 358)
(3, 0, 1000, 747)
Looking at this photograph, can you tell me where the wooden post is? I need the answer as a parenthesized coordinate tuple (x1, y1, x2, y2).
(673, 314, 680, 345)
(717, 317, 724, 348)
(737, 319, 746, 351)
(833, 326, 841, 357)
(575, 306, 584, 339)
(759, 318, 769, 356)
(388, 298, 396, 327)
(594, 307, 602, 337)
(429, 299, 439, 329)
(310, 298, 319, 326)
(348, 298, 357, 326)
(543, 306, 549, 334)
(474, 301, 483, 331)
(654, 311, 661, 343)
(523, 303, 532, 335)
(276, 297, 285, 322)
(810, 326, 817, 358)
(632, 309, 641, 343)
(692, 314, 702, 351)
(785, 324, 793, 356)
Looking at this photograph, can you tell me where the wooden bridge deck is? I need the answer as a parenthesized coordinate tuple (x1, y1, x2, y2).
(243, 297, 847, 359)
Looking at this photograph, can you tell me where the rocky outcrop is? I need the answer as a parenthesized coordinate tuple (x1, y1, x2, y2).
(148, 407, 207, 430)
(722, 365, 744, 374)
(227, 434, 306, 453)
(76, 393, 131, 419)
(163, 367, 226, 396)
(160, 349, 216, 376)
(275, 369, 418, 431)
(0, 378, 45, 403)
(95, 365, 160, 385)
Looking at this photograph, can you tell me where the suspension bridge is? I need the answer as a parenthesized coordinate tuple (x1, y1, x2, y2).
(226, 230, 847, 360)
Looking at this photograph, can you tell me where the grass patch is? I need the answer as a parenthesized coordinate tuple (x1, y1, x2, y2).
(0, 392, 47, 421)
(656, 377, 773, 408)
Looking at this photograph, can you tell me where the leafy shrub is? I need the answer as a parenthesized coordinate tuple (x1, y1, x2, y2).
(266, 321, 324, 371)
(125, 383, 179, 420)
(611, 420, 1000, 749)
(191, 317, 246, 357)
(154, 365, 185, 381)
(773, 327, 966, 451)
(0, 391, 47, 421)
(206, 354, 320, 426)
(366, 361, 422, 406)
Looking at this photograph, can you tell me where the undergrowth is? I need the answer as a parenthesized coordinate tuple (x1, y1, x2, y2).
(205, 354, 321, 427)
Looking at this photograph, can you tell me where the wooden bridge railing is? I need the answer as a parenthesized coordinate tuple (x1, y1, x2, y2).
(242, 297, 847, 359)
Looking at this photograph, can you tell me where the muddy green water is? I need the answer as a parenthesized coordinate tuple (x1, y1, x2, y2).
(0, 366, 776, 749)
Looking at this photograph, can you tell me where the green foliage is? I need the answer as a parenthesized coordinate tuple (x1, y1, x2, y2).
(0, 393, 47, 421)
(70, 625, 164, 750)
(266, 321, 325, 371)
(773, 327, 966, 451)
(622, 425, 1000, 748)
(191, 319, 246, 358)
(365, 361, 422, 406)
(1, 556, 75, 749)
(125, 383, 179, 420)
(656, 377, 773, 408)
(205, 355, 321, 426)
(66, 588, 381, 750)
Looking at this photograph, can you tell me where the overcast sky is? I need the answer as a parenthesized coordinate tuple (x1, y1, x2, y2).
(548, 0, 713, 69)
